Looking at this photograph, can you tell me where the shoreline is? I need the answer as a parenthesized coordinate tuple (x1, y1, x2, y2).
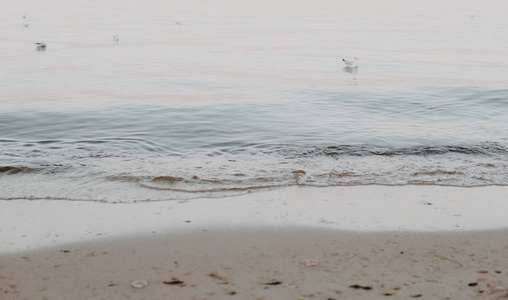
(1, 185, 508, 254)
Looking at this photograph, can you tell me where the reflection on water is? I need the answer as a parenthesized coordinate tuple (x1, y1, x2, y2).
(342, 67, 358, 74)
(342, 67, 358, 86)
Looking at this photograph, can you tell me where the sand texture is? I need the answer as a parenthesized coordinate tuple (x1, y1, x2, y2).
(1, 227, 508, 300)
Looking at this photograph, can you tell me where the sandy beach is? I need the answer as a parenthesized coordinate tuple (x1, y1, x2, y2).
(3, 0, 508, 298)
(2, 228, 508, 299)
(1, 186, 508, 299)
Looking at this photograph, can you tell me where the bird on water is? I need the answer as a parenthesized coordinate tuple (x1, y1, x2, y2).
(342, 57, 359, 68)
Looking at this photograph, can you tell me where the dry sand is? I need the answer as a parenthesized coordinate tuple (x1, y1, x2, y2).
(1, 227, 508, 300)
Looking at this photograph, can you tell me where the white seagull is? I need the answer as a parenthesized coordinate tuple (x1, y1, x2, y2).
(342, 57, 359, 68)
(113, 34, 119, 44)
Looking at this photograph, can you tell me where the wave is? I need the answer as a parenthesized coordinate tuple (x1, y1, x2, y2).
(0, 166, 41, 175)
(272, 142, 508, 158)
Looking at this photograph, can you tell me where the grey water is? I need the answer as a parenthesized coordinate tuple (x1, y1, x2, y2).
(1, 0, 507, 202)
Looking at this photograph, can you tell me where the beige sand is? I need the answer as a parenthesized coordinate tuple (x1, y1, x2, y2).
(1, 227, 507, 300)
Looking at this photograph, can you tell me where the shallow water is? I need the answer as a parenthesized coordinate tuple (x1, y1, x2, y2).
(1, 0, 507, 202)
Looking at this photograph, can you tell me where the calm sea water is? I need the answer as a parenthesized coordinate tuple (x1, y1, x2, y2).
(1, 0, 507, 202)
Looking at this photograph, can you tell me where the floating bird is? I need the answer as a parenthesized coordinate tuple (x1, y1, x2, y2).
(342, 57, 359, 68)
(34, 41, 46, 49)
(113, 34, 119, 44)
(175, 21, 182, 25)
(22, 15, 29, 27)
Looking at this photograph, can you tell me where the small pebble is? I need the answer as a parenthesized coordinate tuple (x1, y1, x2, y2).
(131, 279, 148, 288)
(305, 258, 319, 267)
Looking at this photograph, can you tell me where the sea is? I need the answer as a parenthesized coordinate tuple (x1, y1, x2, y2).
(1, 0, 507, 203)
